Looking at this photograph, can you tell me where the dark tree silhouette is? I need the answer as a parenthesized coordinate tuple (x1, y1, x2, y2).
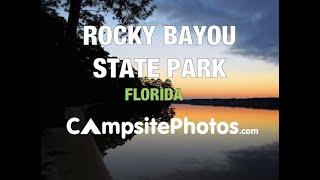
(41, 1, 175, 152)
(41, 0, 156, 127)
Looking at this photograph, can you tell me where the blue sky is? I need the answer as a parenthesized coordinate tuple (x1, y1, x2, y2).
(104, 0, 278, 62)
(58, 0, 279, 98)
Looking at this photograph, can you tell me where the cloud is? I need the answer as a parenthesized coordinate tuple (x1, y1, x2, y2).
(153, 0, 279, 63)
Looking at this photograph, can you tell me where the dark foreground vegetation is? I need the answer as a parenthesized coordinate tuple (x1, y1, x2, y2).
(41, 1, 174, 153)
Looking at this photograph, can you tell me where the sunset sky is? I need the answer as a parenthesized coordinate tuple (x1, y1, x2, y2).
(58, 0, 279, 98)
(103, 0, 279, 98)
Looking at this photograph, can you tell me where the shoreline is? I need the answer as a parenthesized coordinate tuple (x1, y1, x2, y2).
(173, 98, 279, 110)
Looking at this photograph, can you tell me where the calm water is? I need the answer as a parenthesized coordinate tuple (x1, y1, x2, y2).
(104, 104, 279, 180)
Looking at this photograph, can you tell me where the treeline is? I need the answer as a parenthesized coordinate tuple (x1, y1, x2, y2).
(176, 98, 279, 110)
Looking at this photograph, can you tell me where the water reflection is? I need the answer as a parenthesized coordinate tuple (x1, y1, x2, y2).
(86, 103, 175, 154)
(41, 104, 278, 180)
(140, 143, 278, 180)
(104, 104, 279, 180)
